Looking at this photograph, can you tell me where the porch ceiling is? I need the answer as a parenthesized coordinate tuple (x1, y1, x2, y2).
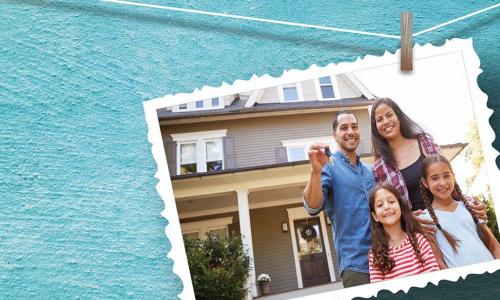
(177, 186, 306, 218)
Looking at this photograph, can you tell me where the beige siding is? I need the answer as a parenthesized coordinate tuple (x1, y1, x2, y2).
(336, 75, 362, 99)
(301, 79, 317, 101)
(259, 86, 280, 104)
(162, 109, 372, 169)
(250, 204, 299, 294)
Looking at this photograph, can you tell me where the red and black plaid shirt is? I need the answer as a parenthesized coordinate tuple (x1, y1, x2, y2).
(372, 134, 439, 210)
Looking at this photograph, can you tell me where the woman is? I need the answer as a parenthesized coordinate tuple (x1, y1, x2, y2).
(370, 98, 486, 219)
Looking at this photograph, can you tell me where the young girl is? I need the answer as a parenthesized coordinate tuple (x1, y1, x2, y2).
(420, 154, 500, 268)
(369, 183, 440, 282)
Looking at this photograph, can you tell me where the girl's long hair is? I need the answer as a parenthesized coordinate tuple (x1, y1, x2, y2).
(369, 183, 425, 275)
(370, 98, 426, 166)
(420, 154, 489, 252)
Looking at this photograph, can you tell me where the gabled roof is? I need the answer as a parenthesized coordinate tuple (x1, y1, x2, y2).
(157, 96, 374, 120)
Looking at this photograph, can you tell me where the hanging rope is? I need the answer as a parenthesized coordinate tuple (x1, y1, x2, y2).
(413, 3, 499, 36)
(102, 0, 499, 40)
(101, 0, 400, 39)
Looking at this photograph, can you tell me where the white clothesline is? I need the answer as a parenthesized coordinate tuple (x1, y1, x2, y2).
(101, 0, 499, 39)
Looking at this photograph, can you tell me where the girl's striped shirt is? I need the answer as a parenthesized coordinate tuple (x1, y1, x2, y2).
(369, 233, 439, 282)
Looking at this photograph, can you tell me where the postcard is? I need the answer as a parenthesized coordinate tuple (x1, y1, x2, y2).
(143, 38, 500, 299)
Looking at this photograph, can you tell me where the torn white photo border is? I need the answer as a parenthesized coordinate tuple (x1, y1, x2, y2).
(143, 38, 500, 300)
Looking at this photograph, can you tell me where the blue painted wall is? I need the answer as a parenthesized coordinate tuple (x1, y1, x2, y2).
(1, 0, 498, 298)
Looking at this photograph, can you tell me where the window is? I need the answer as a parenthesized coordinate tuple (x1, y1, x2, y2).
(171, 130, 227, 175)
(279, 83, 303, 102)
(282, 136, 336, 162)
(183, 231, 200, 240)
(181, 217, 233, 240)
(179, 143, 197, 174)
(287, 146, 307, 161)
(174, 97, 224, 111)
(208, 227, 228, 239)
(205, 140, 224, 172)
(315, 76, 340, 100)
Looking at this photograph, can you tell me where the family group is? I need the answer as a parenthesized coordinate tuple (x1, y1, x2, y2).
(303, 98, 500, 287)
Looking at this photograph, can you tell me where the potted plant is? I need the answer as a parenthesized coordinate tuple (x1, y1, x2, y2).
(257, 273, 271, 296)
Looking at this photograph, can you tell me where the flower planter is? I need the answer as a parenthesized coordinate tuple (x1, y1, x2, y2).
(259, 282, 271, 296)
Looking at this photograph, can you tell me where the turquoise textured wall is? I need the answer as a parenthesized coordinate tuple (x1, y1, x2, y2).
(1, 0, 498, 299)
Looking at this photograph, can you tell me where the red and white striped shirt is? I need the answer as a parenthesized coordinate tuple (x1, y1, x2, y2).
(369, 233, 439, 282)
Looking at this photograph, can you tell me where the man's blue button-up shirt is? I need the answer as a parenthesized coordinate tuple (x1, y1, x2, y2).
(304, 150, 375, 274)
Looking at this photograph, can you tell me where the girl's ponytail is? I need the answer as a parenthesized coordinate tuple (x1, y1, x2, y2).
(420, 181, 460, 252)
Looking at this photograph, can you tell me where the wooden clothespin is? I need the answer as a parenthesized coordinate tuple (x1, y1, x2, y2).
(400, 12, 413, 72)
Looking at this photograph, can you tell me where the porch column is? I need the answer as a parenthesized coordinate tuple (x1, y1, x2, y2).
(237, 189, 258, 298)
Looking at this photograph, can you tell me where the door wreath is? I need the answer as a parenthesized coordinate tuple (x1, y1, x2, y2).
(300, 224, 317, 241)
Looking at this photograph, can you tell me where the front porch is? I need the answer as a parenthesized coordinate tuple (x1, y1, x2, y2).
(173, 162, 342, 298)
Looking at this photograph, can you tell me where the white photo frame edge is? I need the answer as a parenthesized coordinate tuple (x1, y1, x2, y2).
(143, 38, 500, 300)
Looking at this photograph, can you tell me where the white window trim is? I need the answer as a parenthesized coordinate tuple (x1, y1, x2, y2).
(314, 75, 341, 100)
(172, 96, 225, 112)
(282, 136, 336, 162)
(172, 130, 227, 175)
(181, 217, 234, 240)
(171, 130, 227, 142)
(278, 82, 304, 102)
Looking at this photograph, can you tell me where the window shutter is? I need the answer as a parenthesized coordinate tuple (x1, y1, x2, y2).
(275, 146, 288, 163)
(166, 141, 177, 175)
(223, 136, 236, 169)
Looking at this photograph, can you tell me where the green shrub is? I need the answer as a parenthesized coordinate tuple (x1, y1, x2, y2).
(184, 234, 251, 300)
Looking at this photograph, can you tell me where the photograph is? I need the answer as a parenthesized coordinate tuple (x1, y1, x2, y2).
(144, 38, 500, 299)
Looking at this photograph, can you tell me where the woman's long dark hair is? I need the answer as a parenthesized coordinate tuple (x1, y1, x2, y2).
(370, 98, 426, 166)
(369, 183, 424, 275)
(420, 154, 489, 252)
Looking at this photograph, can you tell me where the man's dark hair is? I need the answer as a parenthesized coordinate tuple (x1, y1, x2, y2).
(332, 110, 358, 131)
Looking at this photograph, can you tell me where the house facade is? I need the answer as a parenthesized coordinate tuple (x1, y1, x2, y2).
(157, 74, 465, 297)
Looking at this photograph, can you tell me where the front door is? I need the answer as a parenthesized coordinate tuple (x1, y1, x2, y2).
(294, 217, 330, 287)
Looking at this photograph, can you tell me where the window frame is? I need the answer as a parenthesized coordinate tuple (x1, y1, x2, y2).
(278, 82, 304, 102)
(314, 75, 341, 100)
(282, 136, 336, 162)
(171, 130, 227, 175)
(180, 217, 233, 240)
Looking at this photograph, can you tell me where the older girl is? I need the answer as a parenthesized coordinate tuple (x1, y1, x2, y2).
(369, 183, 439, 282)
(420, 154, 500, 267)
(370, 98, 487, 229)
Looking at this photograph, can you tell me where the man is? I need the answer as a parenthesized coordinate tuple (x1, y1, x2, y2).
(303, 110, 374, 287)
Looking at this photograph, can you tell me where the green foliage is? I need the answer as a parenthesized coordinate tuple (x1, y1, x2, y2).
(463, 119, 484, 187)
(184, 234, 251, 300)
(477, 189, 500, 242)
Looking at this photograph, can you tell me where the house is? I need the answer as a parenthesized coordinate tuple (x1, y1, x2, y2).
(157, 74, 465, 298)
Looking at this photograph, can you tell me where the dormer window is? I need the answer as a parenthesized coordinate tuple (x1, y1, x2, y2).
(316, 76, 340, 100)
(174, 97, 224, 112)
(278, 83, 303, 102)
